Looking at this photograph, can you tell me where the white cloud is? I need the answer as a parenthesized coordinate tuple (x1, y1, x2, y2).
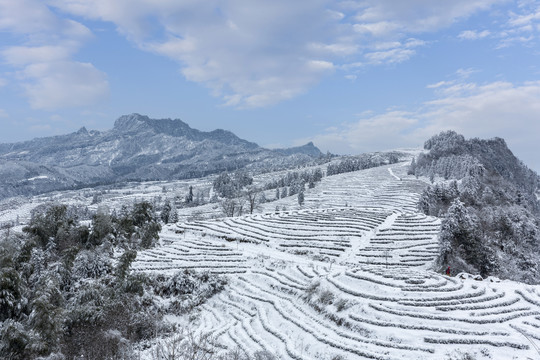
(0, 0, 59, 34)
(365, 48, 416, 65)
(352, 0, 504, 34)
(427, 80, 452, 89)
(0, 0, 108, 110)
(304, 79, 540, 171)
(2, 45, 75, 66)
(363, 38, 425, 65)
(2, 0, 528, 110)
(455, 68, 478, 79)
(20, 61, 108, 110)
(497, 2, 540, 47)
(458, 29, 491, 40)
(44, 0, 504, 108)
(301, 111, 420, 154)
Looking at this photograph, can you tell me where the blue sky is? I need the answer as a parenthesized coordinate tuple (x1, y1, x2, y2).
(1, 0, 540, 171)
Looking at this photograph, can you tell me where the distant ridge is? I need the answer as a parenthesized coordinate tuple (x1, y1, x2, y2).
(0, 114, 322, 200)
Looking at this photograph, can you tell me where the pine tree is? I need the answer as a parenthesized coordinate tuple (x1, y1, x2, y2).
(169, 204, 178, 223)
(185, 186, 194, 204)
(161, 200, 172, 224)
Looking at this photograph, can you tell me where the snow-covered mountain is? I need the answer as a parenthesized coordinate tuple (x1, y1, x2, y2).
(0, 114, 322, 200)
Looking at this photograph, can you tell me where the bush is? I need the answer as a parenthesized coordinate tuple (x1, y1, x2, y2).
(318, 289, 335, 305)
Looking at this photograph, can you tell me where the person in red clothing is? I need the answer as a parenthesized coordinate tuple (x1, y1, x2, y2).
(445, 266, 451, 276)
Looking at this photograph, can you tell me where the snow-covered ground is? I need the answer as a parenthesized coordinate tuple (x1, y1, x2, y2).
(135, 164, 540, 360)
(2, 161, 539, 359)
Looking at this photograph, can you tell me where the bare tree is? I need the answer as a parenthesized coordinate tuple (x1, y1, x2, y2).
(152, 330, 217, 360)
(219, 197, 245, 217)
(244, 187, 261, 214)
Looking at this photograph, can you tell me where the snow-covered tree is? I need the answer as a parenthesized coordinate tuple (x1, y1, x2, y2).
(298, 190, 305, 206)
(161, 199, 172, 223)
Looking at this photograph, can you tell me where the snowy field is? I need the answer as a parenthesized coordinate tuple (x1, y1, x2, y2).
(134, 163, 540, 360)
(2, 161, 540, 359)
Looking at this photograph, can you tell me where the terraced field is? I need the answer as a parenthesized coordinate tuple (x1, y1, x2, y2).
(133, 164, 540, 359)
(195, 265, 540, 360)
(178, 208, 391, 259)
(132, 232, 249, 274)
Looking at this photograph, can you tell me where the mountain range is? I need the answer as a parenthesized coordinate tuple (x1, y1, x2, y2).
(0, 114, 322, 200)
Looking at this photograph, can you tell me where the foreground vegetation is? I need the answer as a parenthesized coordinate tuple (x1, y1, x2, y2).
(0, 202, 226, 359)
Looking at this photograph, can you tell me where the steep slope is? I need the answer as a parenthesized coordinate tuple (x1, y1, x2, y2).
(0, 114, 322, 200)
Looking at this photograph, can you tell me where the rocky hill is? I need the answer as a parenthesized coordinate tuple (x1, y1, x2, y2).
(0, 114, 322, 200)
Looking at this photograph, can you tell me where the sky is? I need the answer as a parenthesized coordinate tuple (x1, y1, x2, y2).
(1, 1, 540, 172)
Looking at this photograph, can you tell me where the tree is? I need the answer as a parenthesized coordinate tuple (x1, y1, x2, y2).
(115, 250, 137, 280)
(91, 193, 101, 205)
(439, 199, 474, 263)
(245, 187, 260, 215)
(185, 186, 194, 204)
(298, 190, 305, 206)
(0, 267, 24, 321)
(89, 211, 113, 246)
(29, 273, 64, 354)
(169, 205, 179, 223)
(118, 201, 162, 249)
(161, 200, 172, 224)
(219, 198, 245, 217)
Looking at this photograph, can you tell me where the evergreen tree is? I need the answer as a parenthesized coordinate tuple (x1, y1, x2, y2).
(169, 204, 178, 223)
(161, 200, 172, 224)
(185, 186, 194, 204)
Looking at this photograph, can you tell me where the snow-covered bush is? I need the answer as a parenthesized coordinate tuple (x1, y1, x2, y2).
(151, 270, 227, 314)
(71, 250, 112, 280)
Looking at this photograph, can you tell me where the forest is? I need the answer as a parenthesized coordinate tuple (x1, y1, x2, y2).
(0, 202, 234, 359)
(413, 131, 540, 283)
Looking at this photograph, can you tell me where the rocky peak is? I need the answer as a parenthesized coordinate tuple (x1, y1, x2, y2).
(113, 113, 152, 133)
(76, 126, 89, 135)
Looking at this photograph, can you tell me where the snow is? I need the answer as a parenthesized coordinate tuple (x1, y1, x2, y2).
(135, 164, 540, 359)
(388, 167, 401, 180)
(26, 175, 49, 181)
(2, 160, 539, 359)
